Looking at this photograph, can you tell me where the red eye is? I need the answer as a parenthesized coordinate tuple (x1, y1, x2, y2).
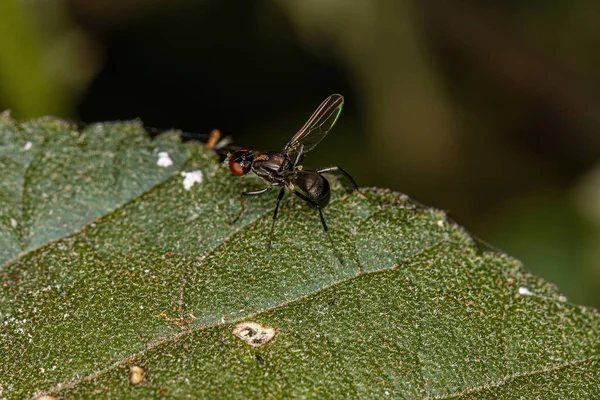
(229, 161, 245, 176)
(228, 149, 253, 176)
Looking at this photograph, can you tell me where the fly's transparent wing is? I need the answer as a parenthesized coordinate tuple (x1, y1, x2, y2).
(283, 94, 344, 160)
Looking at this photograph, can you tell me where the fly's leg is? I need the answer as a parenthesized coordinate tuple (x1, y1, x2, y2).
(204, 129, 221, 149)
(316, 207, 344, 265)
(293, 145, 305, 168)
(316, 166, 363, 195)
(267, 188, 286, 250)
(230, 186, 271, 224)
(290, 189, 344, 266)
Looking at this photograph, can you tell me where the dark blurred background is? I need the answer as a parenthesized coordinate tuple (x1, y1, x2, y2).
(1, 0, 599, 307)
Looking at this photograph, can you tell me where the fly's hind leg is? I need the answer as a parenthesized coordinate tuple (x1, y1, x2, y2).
(316, 166, 364, 197)
(316, 206, 344, 266)
(290, 189, 344, 266)
(230, 186, 271, 224)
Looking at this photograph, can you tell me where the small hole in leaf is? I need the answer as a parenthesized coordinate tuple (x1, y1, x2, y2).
(129, 365, 145, 385)
(232, 322, 277, 347)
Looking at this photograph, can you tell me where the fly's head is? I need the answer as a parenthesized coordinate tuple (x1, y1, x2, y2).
(227, 148, 254, 176)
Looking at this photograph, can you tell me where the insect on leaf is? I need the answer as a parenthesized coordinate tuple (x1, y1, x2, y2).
(0, 114, 598, 399)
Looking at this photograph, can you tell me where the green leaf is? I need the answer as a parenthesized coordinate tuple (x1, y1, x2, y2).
(0, 114, 598, 399)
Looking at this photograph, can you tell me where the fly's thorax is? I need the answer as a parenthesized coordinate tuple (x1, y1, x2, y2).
(251, 152, 291, 183)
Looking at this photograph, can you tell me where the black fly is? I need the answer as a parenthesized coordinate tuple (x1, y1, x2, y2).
(226, 94, 360, 263)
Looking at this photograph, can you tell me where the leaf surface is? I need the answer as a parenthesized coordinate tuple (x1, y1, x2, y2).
(0, 115, 598, 399)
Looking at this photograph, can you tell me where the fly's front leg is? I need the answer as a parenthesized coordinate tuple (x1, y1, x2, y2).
(230, 186, 271, 224)
(267, 188, 286, 250)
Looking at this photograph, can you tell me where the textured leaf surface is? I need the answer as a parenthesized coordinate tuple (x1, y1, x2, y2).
(0, 114, 598, 399)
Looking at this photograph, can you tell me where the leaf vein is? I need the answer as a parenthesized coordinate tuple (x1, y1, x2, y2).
(2, 142, 191, 269)
(37, 235, 455, 398)
(18, 124, 48, 253)
(423, 356, 598, 399)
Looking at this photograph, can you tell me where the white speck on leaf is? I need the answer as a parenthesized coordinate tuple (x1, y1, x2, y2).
(518, 287, 534, 296)
(24, 141, 32, 151)
(181, 170, 203, 190)
(157, 151, 173, 167)
(10, 218, 17, 228)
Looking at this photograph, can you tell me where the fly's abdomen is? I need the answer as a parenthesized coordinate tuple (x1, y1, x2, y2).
(293, 171, 330, 209)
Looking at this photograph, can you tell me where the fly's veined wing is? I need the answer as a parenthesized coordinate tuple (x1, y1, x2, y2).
(283, 94, 344, 159)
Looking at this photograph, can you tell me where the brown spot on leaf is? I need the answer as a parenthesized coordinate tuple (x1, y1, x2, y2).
(232, 322, 277, 347)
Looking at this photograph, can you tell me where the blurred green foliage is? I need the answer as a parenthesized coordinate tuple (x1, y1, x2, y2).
(0, 0, 67, 117)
